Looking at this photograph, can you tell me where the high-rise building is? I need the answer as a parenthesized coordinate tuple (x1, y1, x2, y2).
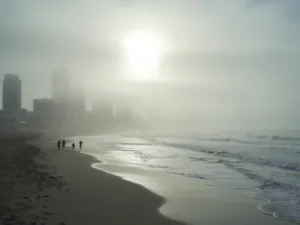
(33, 98, 64, 129)
(2, 74, 21, 111)
(52, 67, 71, 103)
(33, 98, 62, 119)
(52, 68, 87, 126)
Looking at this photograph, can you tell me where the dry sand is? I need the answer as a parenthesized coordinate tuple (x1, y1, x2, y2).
(0, 136, 66, 225)
(0, 137, 184, 225)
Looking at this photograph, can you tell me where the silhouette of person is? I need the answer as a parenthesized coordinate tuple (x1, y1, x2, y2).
(57, 140, 61, 149)
(79, 140, 83, 150)
(72, 143, 75, 150)
(62, 140, 66, 148)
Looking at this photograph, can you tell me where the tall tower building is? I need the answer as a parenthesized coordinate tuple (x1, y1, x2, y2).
(2, 74, 21, 111)
(52, 68, 86, 124)
(52, 67, 71, 103)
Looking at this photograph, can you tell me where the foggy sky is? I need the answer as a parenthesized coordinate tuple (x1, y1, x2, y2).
(0, 0, 300, 129)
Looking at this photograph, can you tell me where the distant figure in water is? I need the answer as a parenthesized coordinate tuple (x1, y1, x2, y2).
(72, 143, 75, 150)
(57, 140, 61, 149)
(62, 140, 66, 148)
(79, 140, 83, 150)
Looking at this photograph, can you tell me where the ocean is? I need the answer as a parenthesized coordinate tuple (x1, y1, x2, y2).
(69, 129, 300, 224)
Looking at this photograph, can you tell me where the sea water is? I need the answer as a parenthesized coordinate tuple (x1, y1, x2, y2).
(70, 130, 300, 223)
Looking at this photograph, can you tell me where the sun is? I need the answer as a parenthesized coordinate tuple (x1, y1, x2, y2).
(124, 30, 160, 74)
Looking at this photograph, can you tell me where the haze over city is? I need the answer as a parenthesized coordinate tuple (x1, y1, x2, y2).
(1, 1, 300, 225)
(1, 0, 300, 130)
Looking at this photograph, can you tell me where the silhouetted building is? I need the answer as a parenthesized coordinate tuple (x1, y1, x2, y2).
(3, 74, 21, 111)
(0, 109, 29, 132)
(33, 98, 63, 128)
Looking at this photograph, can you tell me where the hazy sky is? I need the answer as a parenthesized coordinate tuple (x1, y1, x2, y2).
(0, 0, 300, 129)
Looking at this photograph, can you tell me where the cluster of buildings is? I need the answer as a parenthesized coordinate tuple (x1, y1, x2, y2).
(0, 71, 134, 134)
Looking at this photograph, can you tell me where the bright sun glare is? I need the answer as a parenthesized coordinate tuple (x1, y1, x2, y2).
(124, 30, 160, 75)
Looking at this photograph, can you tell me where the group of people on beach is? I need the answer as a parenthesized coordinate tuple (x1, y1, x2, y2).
(57, 139, 83, 151)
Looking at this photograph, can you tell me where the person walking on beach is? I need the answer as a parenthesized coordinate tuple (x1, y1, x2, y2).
(72, 143, 75, 150)
(57, 140, 61, 149)
(62, 140, 66, 148)
(79, 140, 83, 150)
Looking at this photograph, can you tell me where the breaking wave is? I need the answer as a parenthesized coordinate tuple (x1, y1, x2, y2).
(158, 141, 300, 172)
(225, 164, 300, 223)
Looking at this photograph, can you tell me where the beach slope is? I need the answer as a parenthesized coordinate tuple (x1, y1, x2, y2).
(0, 137, 184, 225)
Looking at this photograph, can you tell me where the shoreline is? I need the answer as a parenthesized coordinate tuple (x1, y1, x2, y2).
(76, 149, 298, 225)
(30, 138, 186, 225)
(66, 133, 300, 225)
(1, 135, 297, 225)
(90, 162, 297, 225)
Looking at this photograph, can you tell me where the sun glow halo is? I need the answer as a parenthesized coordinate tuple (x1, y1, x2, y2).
(124, 30, 160, 73)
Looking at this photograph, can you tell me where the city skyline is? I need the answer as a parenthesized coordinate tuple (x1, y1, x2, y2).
(1, 70, 89, 111)
(1, 71, 116, 117)
(0, 71, 125, 125)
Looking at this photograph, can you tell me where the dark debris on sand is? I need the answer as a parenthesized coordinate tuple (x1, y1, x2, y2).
(0, 137, 67, 225)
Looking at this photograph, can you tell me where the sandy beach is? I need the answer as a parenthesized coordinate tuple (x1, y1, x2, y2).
(0, 136, 184, 225)
(0, 135, 66, 225)
(0, 136, 297, 225)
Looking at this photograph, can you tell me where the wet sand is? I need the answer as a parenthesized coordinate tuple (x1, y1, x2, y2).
(44, 147, 185, 225)
(94, 163, 297, 225)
